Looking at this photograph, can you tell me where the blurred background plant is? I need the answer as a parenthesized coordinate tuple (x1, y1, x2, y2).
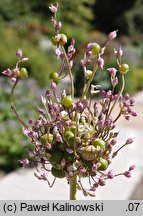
(0, 0, 143, 172)
(0, 78, 40, 172)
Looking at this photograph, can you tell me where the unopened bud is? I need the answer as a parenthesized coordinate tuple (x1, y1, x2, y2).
(16, 48, 23, 59)
(108, 30, 118, 40)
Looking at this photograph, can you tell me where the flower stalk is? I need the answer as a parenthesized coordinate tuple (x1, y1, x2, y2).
(60, 45, 74, 98)
(10, 78, 28, 129)
(70, 175, 77, 200)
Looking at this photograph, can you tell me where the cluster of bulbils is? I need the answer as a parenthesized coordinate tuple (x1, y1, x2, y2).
(2, 2, 137, 197)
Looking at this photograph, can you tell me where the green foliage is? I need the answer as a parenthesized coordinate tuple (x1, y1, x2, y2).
(126, 68, 143, 92)
(125, 0, 143, 35)
(0, 27, 59, 87)
(55, 0, 94, 42)
(0, 77, 41, 172)
(0, 129, 28, 172)
(0, 0, 94, 44)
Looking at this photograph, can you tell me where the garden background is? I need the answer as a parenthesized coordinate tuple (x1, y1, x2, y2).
(0, 0, 143, 199)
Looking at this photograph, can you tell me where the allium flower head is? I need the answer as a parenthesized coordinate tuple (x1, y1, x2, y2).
(1, 2, 137, 199)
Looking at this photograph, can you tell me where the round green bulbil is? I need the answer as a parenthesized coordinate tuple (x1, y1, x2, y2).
(51, 167, 65, 178)
(59, 33, 67, 45)
(64, 130, 75, 147)
(98, 157, 108, 170)
(119, 63, 129, 74)
(19, 68, 28, 78)
(62, 96, 73, 107)
(91, 43, 101, 55)
(49, 72, 60, 84)
(92, 138, 105, 150)
(81, 145, 96, 161)
(64, 152, 74, 162)
(41, 133, 53, 145)
(50, 151, 64, 169)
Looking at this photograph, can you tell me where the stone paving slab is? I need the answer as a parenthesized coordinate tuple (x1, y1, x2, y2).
(0, 127, 142, 200)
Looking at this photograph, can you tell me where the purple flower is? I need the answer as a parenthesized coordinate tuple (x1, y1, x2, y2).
(114, 46, 123, 57)
(12, 68, 19, 77)
(124, 94, 130, 100)
(130, 97, 135, 105)
(51, 82, 57, 90)
(55, 48, 63, 59)
(21, 57, 28, 62)
(107, 68, 117, 77)
(45, 90, 52, 98)
(51, 17, 56, 27)
(98, 178, 106, 186)
(49, 3, 58, 13)
(37, 106, 45, 115)
(56, 133, 63, 142)
(97, 55, 104, 69)
(107, 170, 114, 179)
(131, 111, 138, 117)
(129, 165, 136, 171)
(2, 68, 12, 76)
(16, 48, 23, 59)
(56, 21, 62, 31)
(126, 137, 135, 144)
(108, 30, 118, 40)
(111, 77, 118, 86)
(110, 139, 117, 146)
(66, 148, 73, 154)
(28, 119, 33, 125)
(19, 158, 29, 168)
(124, 171, 131, 178)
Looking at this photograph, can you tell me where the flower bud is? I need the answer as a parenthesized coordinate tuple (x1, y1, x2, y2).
(107, 68, 117, 77)
(129, 165, 136, 171)
(97, 55, 104, 69)
(49, 4, 58, 13)
(108, 30, 118, 40)
(107, 170, 114, 179)
(51, 82, 57, 90)
(85, 70, 93, 79)
(11, 77, 16, 83)
(125, 137, 134, 144)
(16, 48, 23, 59)
(56, 21, 62, 31)
(2, 68, 12, 76)
(119, 63, 129, 74)
(124, 171, 131, 178)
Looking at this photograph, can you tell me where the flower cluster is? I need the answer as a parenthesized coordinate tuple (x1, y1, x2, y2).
(2, 3, 137, 199)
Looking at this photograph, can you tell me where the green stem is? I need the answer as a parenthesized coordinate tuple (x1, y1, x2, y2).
(60, 45, 74, 98)
(80, 61, 98, 101)
(107, 75, 125, 119)
(10, 78, 28, 129)
(70, 175, 77, 200)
